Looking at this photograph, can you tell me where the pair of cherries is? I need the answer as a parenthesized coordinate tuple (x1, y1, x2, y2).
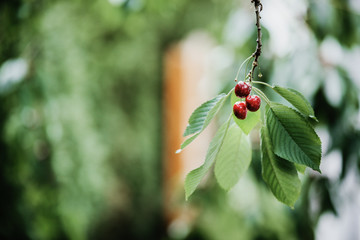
(233, 81, 261, 119)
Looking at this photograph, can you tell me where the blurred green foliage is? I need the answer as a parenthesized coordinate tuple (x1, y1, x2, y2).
(0, 0, 233, 239)
(0, 0, 359, 240)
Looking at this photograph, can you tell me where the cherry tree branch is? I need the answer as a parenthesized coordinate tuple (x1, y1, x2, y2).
(249, 0, 263, 82)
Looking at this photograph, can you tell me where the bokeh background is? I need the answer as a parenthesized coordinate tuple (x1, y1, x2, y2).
(1, 0, 360, 239)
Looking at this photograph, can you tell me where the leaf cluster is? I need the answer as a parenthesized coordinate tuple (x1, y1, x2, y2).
(179, 85, 322, 207)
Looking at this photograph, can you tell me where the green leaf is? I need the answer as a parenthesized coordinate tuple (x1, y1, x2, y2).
(230, 91, 260, 134)
(214, 124, 252, 191)
(295, 163, 306, 174)
(267, 102, 322, 172)
(261, 125, 301, 207)
(180, 94, 228, 150)
(183, 94, 227, 137)
(184, 117, 231, 200)
(272, 86, 318, 121)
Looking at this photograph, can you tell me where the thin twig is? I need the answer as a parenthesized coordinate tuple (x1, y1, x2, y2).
(248, 0, 263, 82)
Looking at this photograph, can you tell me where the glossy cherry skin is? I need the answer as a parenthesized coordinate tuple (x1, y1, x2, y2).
(233, 101, 247, 119)
(246, 95, 261, 112)
(235, 81, 251, 98)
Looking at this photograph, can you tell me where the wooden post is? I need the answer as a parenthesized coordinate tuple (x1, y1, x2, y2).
(163, 32, 215, 231)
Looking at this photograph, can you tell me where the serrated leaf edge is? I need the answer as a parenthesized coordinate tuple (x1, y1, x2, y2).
(184, 116, 232, 200)
(268, 103, 322, 172)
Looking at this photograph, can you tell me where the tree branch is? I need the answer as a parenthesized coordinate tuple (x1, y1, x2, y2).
(249, 0, 263, 82)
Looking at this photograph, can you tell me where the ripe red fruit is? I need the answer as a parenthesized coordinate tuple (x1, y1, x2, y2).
(235, 81, 251, 98)
(246, 95, 261, 112)
(233, 101, 247, 119)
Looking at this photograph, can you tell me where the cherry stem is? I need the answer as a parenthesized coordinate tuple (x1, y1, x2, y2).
(235, 55, 254, 81)
(227, 87, 235, 97)
(252, 80, 273, 89)
(253, 86, 270, 105)
(244, 57, 252, 79)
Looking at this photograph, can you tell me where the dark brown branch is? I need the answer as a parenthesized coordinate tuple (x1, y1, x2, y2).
(249, 0, 263, 82)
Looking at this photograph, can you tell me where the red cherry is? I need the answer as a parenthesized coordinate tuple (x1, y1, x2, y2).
(246, 95, 261, 112)
(235, 81, 251, 98)
(233, 101, 247, 119)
